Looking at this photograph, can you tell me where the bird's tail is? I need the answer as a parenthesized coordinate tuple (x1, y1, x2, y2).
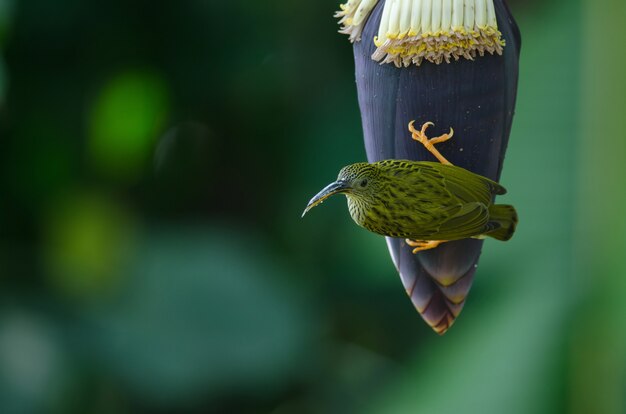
(486, 204, 518, 241)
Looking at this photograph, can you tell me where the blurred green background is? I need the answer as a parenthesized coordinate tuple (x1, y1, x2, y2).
(1, 1, 625, 413)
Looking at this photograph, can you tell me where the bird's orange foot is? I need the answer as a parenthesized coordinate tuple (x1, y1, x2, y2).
(408, 121, 454, 166)
(405, 239, 445, 253)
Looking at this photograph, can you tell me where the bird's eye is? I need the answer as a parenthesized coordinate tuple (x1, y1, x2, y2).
(359, 179, 368, 187)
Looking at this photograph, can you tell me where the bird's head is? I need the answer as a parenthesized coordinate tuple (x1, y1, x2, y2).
(302, 162, 384, 217)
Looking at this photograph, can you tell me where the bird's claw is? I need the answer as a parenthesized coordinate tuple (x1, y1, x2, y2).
(405, 239, 445, 253)
(407, 120, 454, 166)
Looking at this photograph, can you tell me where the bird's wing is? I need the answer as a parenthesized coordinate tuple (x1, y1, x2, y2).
(417, 162, 506, 204)
(430, 202, 491, 240)
(376, 160, 502, 239)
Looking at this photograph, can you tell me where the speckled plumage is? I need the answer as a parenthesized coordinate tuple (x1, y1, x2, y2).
(332, 160, 516, 242)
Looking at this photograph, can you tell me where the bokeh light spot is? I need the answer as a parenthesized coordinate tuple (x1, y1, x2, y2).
(83, 225, 315, 404)
(0, 312, 66, 413)
(44, 193, 136, 299)
(88, 70, 169, 180)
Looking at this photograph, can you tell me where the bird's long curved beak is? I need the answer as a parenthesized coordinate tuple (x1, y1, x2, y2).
(302, 180, 351, 217)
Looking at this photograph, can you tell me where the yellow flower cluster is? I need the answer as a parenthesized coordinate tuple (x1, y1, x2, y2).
(337, 0, 505, 67)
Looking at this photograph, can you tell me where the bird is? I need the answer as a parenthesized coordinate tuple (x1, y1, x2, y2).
(302, 121, 517, 253)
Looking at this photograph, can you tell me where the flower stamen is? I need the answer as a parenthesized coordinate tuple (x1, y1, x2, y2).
(335, 0, 380, 42)
(336, 0, 506, 67)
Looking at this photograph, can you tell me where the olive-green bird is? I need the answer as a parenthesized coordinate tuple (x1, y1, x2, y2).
(302, 121, 517, 251)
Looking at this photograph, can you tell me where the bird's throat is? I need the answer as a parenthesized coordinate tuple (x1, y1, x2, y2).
(346, 195, 368, 228)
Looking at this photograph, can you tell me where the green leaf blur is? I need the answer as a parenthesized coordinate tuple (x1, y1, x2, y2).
(89, 71, 169, 180)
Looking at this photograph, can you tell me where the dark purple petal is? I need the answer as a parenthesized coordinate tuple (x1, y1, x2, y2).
(355, 0, 521, 334)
